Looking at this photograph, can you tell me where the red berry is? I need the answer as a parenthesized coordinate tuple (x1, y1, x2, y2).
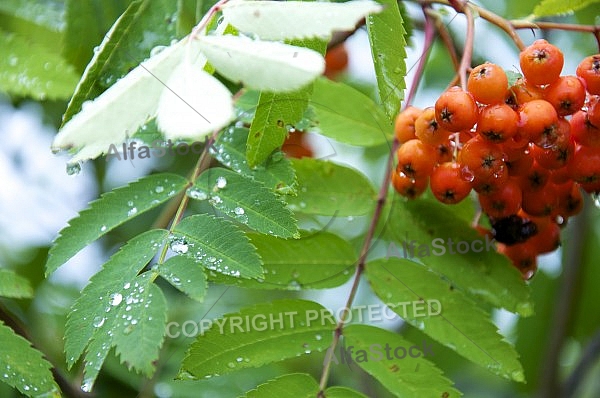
(468, 62, 509, 104)
(430, 162, 472, 204)
(576, 54, 600, 95)
(435, 87, 479, 131)
(519, 39, 564, 86)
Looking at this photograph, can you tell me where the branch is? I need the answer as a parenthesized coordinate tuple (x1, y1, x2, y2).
(563, 328, 600, 397)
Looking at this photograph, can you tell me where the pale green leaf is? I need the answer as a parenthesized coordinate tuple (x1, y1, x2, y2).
(381, 196, 533, 316)
(197, 35, 324, 92)
(172, 214, 264, 279)
(0, 269, 33, 299)
(156, 58, 234, 140)
(210, 231, 355, 289)
(366, 258, 525, 382)
(287, 158, 377, 216)
(191, 168, 298, 238)
(325, 386, 369, 398)
(180, 299, 335, 378)
(211, 127, 296, 194)
(46, 173, 187, 276)
(534, 0, 600, 16)
(310, 78, 392, 146)
(241, 373, 319, 397)
(222, 0, 382, 40)
(0, 322, 60, 397)
(366, 0, 407, 120)
(62, 0, 179, 124)
(65, 230, 169, 390)
(0, 30, 79, 100)
(344, 325, 461, 397)
(159, 255, 207, 302)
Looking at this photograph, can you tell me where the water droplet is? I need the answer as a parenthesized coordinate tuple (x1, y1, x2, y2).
(123, 282, 131, 289)
(93, 317, 105, 328)
(315, 334, 322, 340)
(66, 162, 82, 176)
(81, 379, 93, 392)
(155, 185, 164, 193)
(128, 207, 138, 217)
(109, 293, 123, 306)
(100, 225, 107, 232)
(171, 240, 189, 254)
(593, 192, 600, 208)
(186, 187, 208, 200)
(216, 176, 227, 189)
(227, 362, 235, 368)
(234, 207, 245, 215)
(460, 166, 475, 182)
(236, 357, 243, 362)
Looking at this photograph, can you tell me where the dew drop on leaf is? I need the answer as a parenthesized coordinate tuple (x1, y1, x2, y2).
(234, 207, 245, 215)
(216, 176, 227, 189)
(592, 192, 600, 208)
(128, 207, 138, 216)
(155, 185, 164, 193)
(109, 293, 123, 306)
(186, 187, 208, 200)
(92, 316, 105, 328)
(66, 162, 82, 176)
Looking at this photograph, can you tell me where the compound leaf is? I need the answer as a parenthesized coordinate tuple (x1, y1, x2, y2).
(46, 173, 187, 275)
(534, 0, 600, 16)
(241, 373, 318, 397)
(344, 325, 461, 397)
(190, 167, 298, 238)
(171, 214, 264, 279)
(159, 255, 207, 302)
(287, 158, 376, 216)
(0, 269, 33, 299)
(366, 258, 524, 382)
(180, 299, 335, 379)
(0, 322, 60, 397)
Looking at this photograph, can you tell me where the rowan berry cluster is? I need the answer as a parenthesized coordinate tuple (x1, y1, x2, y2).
(392, 39, 600, 279)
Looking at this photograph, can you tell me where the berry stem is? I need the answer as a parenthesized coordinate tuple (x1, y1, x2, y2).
(426, 8, 460, 72)
(458, 4, 475, 91)
(404, 6, 437, 108)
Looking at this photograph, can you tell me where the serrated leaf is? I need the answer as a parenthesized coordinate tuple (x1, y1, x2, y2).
(0, 269, 33, 299)
(63, 0, 128, 72)
(534, 0, 600, 16)
(366, 0, 406, 120)
(310, 78, 392, 146)
(62, 0, 178, 124)
(211, 126, 296, 194)
(247, 91, 306, 167)
(46, 173, 187, 275)
(380, 196, 533, 316)
(180, 299, 335, 379)
(191, 168, 298, 238)
(172, 214, 264, 279)
(222, 0, 382, 40)
(0, 30, 79, 100)
(65, 229, 168, 390)
(506, 70, 523, 88)
(197, 35, 324, 92)
(52, 36, 191, 162)
(365, 258, 525, 382)
(241, 373, 318, 397)
(344, 325, 461, 397)
(0, 322, 60, 397)
(246, 37, 326, 167)
(287, 158, 377, 216)
(159, 255, 207, 302)
(210, 231, 355, 289)
(156, 58, 234, 139)
(325, 386, 369, 398)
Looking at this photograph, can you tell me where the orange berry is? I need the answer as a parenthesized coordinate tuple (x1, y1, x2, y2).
(435, 86, 479, 131)
(396, 139, 437, 179)
(576, 54, 600, 95)
(544, 75, 586, 116)
(518, 99, 559, 144)
(468, 62, 509, 104)
(478, 179, 522, 218)
(415, 107, 452, 145)
(519, 39, 564, 86)
(430, 162, 472, 204)
(391, 171, 428, 199)
(476, 103, 519, 143)
(394, 106, 423, 143)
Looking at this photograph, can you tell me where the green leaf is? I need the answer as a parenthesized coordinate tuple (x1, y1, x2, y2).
(344, 325, 461, 397)
(0, 269, 33, 299)
(172, 214, 264, 279)
(46, 173, 188, 275)
(241, 373, 319, 397)
(65, 229, 169, 391)
(380, 196, 533, 316)
(365, 258, 524, 382)
(211, 127, 296, 194)
(534, 0, 600, 16)
(0, 30, 79, 100)
(222, 0, 382, 40)
(247, 91, 308, 168)
(0, 322, 60, 397)
(180, 299, 335, 379)
(62, 0, 178, 124)
(63, 0, 128, 72)
(325, 386, 369, 398)
(159, 255, 207, 302)
(287, 158, 377, 216)
(209, 231, 355, 290)
(366, 0, 406, 121)
(246, 37, 326, 167)
(309, 78, 392, 146)
(191, 168, 298, 238)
